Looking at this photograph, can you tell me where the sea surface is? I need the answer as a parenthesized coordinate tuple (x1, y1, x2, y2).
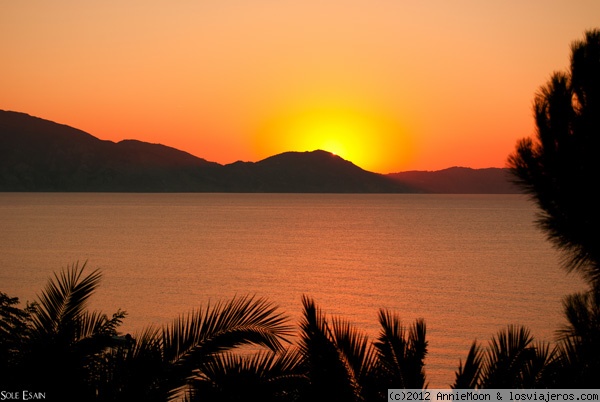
(0, 193, 587, 388)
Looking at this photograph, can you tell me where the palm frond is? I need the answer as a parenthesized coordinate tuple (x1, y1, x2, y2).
(521, 341, 560, 388)
(375, 309, 406, 385)
(103, 325, 166, 402)
(77, 309, 126, 340)
(452, 340, 483, 389)
(31, 261, 102, 337)
(163, 295, 292, 365)
(130, 325, 163, 358)
(409, 319, 428, 374)
(554, 289, 600, 387)
(158, 295, 291, 400)
(298, 295, 360, 401)
(189, 348, 306, 402)
(375, 309, 428, 389)
(480, 325, 535, 388)
(331, 316, 377, 383)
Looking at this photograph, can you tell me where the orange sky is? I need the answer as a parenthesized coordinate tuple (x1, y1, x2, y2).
(2, 1, 599, 173)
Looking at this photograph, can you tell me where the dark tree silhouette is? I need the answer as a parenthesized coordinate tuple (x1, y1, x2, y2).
(451, 326, 559, 389)
(508, 29, 600, 286)
(0, 265, 293, 402)
(0, 292, 35, 387)
(1, 263, 127, 401)
(553, 289, 600, 387)
(296, 296, 371, 402)
(507, 28, 600, 388)
(100, 295, 292, 402)
(188, 349, 306, 402)
(371, 310, 427, 392)
(295, 296, 429, 401)
(187, 296, 429, 402)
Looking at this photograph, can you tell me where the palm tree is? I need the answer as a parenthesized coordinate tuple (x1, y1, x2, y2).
(452, 341, 483, 389)
(296, 296, 371, 401)
(480, 325, 536, 388)
(552, 289, 600, 387)
(108, 295, 293, 401)
(451, 325, 559, 389)
(371, 310, 428, 392)
(188, 348, 306, 402)
(2, 263, 293, 401)
(295, 296, 428, 402)
(185, 296, 429, 402)
(12, 262, 126, 401)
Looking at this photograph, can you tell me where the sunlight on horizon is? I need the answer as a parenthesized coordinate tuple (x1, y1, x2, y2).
(253, 102, 413, 173)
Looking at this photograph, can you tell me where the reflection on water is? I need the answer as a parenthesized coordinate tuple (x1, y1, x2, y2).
(0, 193, 586, 387)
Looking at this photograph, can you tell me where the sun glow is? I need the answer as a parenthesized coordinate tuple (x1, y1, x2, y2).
(254, 103, 412, 173)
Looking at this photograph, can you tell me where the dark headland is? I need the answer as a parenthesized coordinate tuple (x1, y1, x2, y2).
(0, 110, 519, 193)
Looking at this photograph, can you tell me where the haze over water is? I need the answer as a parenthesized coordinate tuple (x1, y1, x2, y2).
(0, 193, 586, 388)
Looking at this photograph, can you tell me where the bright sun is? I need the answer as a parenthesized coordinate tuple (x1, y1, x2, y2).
(254, 103, 412, 173)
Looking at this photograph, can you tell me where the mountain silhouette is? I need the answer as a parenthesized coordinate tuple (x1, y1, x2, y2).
(219, 151, 415, 192)
(0, 110, 414, 192)
(387, 167, 520, 194)
(0, 110, 518, 193)
(0, 110, 224, 191)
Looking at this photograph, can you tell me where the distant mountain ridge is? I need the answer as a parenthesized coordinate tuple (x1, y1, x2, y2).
(0, 110, 519, 193)
(387, 167, 519, 194)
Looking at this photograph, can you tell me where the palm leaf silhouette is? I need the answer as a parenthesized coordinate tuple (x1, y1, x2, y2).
(21, 262, 126, 400)
(452, 340, 483, 389)
(331, 316, 377, 387)
(31, 261, 102, 337)
(374, 309, 428, 390)
(116, 295, 292, 401)
(480, 325, 535, 388)
(298, 295, 362, 401)
(553, 290, 600, 387)
(189, 348, 305, 401)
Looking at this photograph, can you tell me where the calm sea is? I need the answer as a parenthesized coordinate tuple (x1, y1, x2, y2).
(0, 193, 587, 388)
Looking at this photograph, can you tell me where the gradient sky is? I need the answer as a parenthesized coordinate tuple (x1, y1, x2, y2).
(2, 1, 599, 173)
